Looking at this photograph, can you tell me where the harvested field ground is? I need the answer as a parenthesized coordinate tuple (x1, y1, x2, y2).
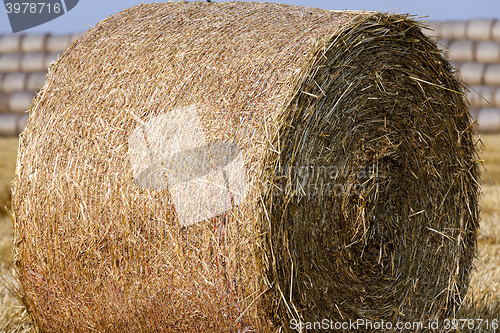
(0, 138, 32, 333)
(0, 135, 499, 332)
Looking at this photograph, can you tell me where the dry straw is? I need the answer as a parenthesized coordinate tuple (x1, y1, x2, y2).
(11, 2, 480, 332)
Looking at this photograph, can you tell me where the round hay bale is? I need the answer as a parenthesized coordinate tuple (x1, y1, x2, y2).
(467, 19, 495, 41)
(21, 34, 48, 53)
(448, 40, 475, 62)
(1, 73, 26, 94)
(0, 53, 21, 73)
(12, 2, 480, 332)
(0, 34, 24, 53)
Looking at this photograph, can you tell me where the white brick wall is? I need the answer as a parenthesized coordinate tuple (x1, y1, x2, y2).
(425, 19, 500, 132)
(1, 22, 500, 136)
(0, 32, 84, 136)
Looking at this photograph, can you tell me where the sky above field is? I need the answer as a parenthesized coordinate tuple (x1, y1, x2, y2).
(0, 0, 499, 34)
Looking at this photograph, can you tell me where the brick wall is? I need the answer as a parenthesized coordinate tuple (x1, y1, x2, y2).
(0, 32, 84, 136)
(0, 20, 499, 136)
(424, 19, 500, 132)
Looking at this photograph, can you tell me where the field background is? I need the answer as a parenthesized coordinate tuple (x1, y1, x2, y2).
(0, 135, 499, 332)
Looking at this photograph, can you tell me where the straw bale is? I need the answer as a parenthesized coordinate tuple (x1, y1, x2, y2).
(477, 108, 500, 132)
(25, 72, 47, 91)
(1, 73, 26, 94)
(448, 40, 474, 62)
(0, 114, 19, 137)
(21, 34, 48, 53)
(458, 62, 486, 85)
(0, 54, 21, 73)
(476, 41, 500, 63)
(440, 21, 468, 40)
(8, 92, 34, 114)
(11, 2, 480, 332)
(45, 34, 72, 53)
(484, 64, 500, 86)
(467, 19, 495, 41)
(0, 34, 23, 53)
(493, 20, 500, 42)
(21, 53, 46, 73)
(466, 85, 494, 108)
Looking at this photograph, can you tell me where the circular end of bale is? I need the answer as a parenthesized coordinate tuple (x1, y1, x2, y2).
(261, 14, 480, 329)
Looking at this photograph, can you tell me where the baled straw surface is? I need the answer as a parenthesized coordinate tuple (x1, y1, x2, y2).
(11, 2, 480, 332)
(261, 14, 480, 330)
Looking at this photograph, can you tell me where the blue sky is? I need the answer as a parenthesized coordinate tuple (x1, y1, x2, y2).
(1, 0, 499, 34)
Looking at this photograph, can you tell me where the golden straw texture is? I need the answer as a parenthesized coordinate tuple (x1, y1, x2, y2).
(11, 2, 479, 332)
